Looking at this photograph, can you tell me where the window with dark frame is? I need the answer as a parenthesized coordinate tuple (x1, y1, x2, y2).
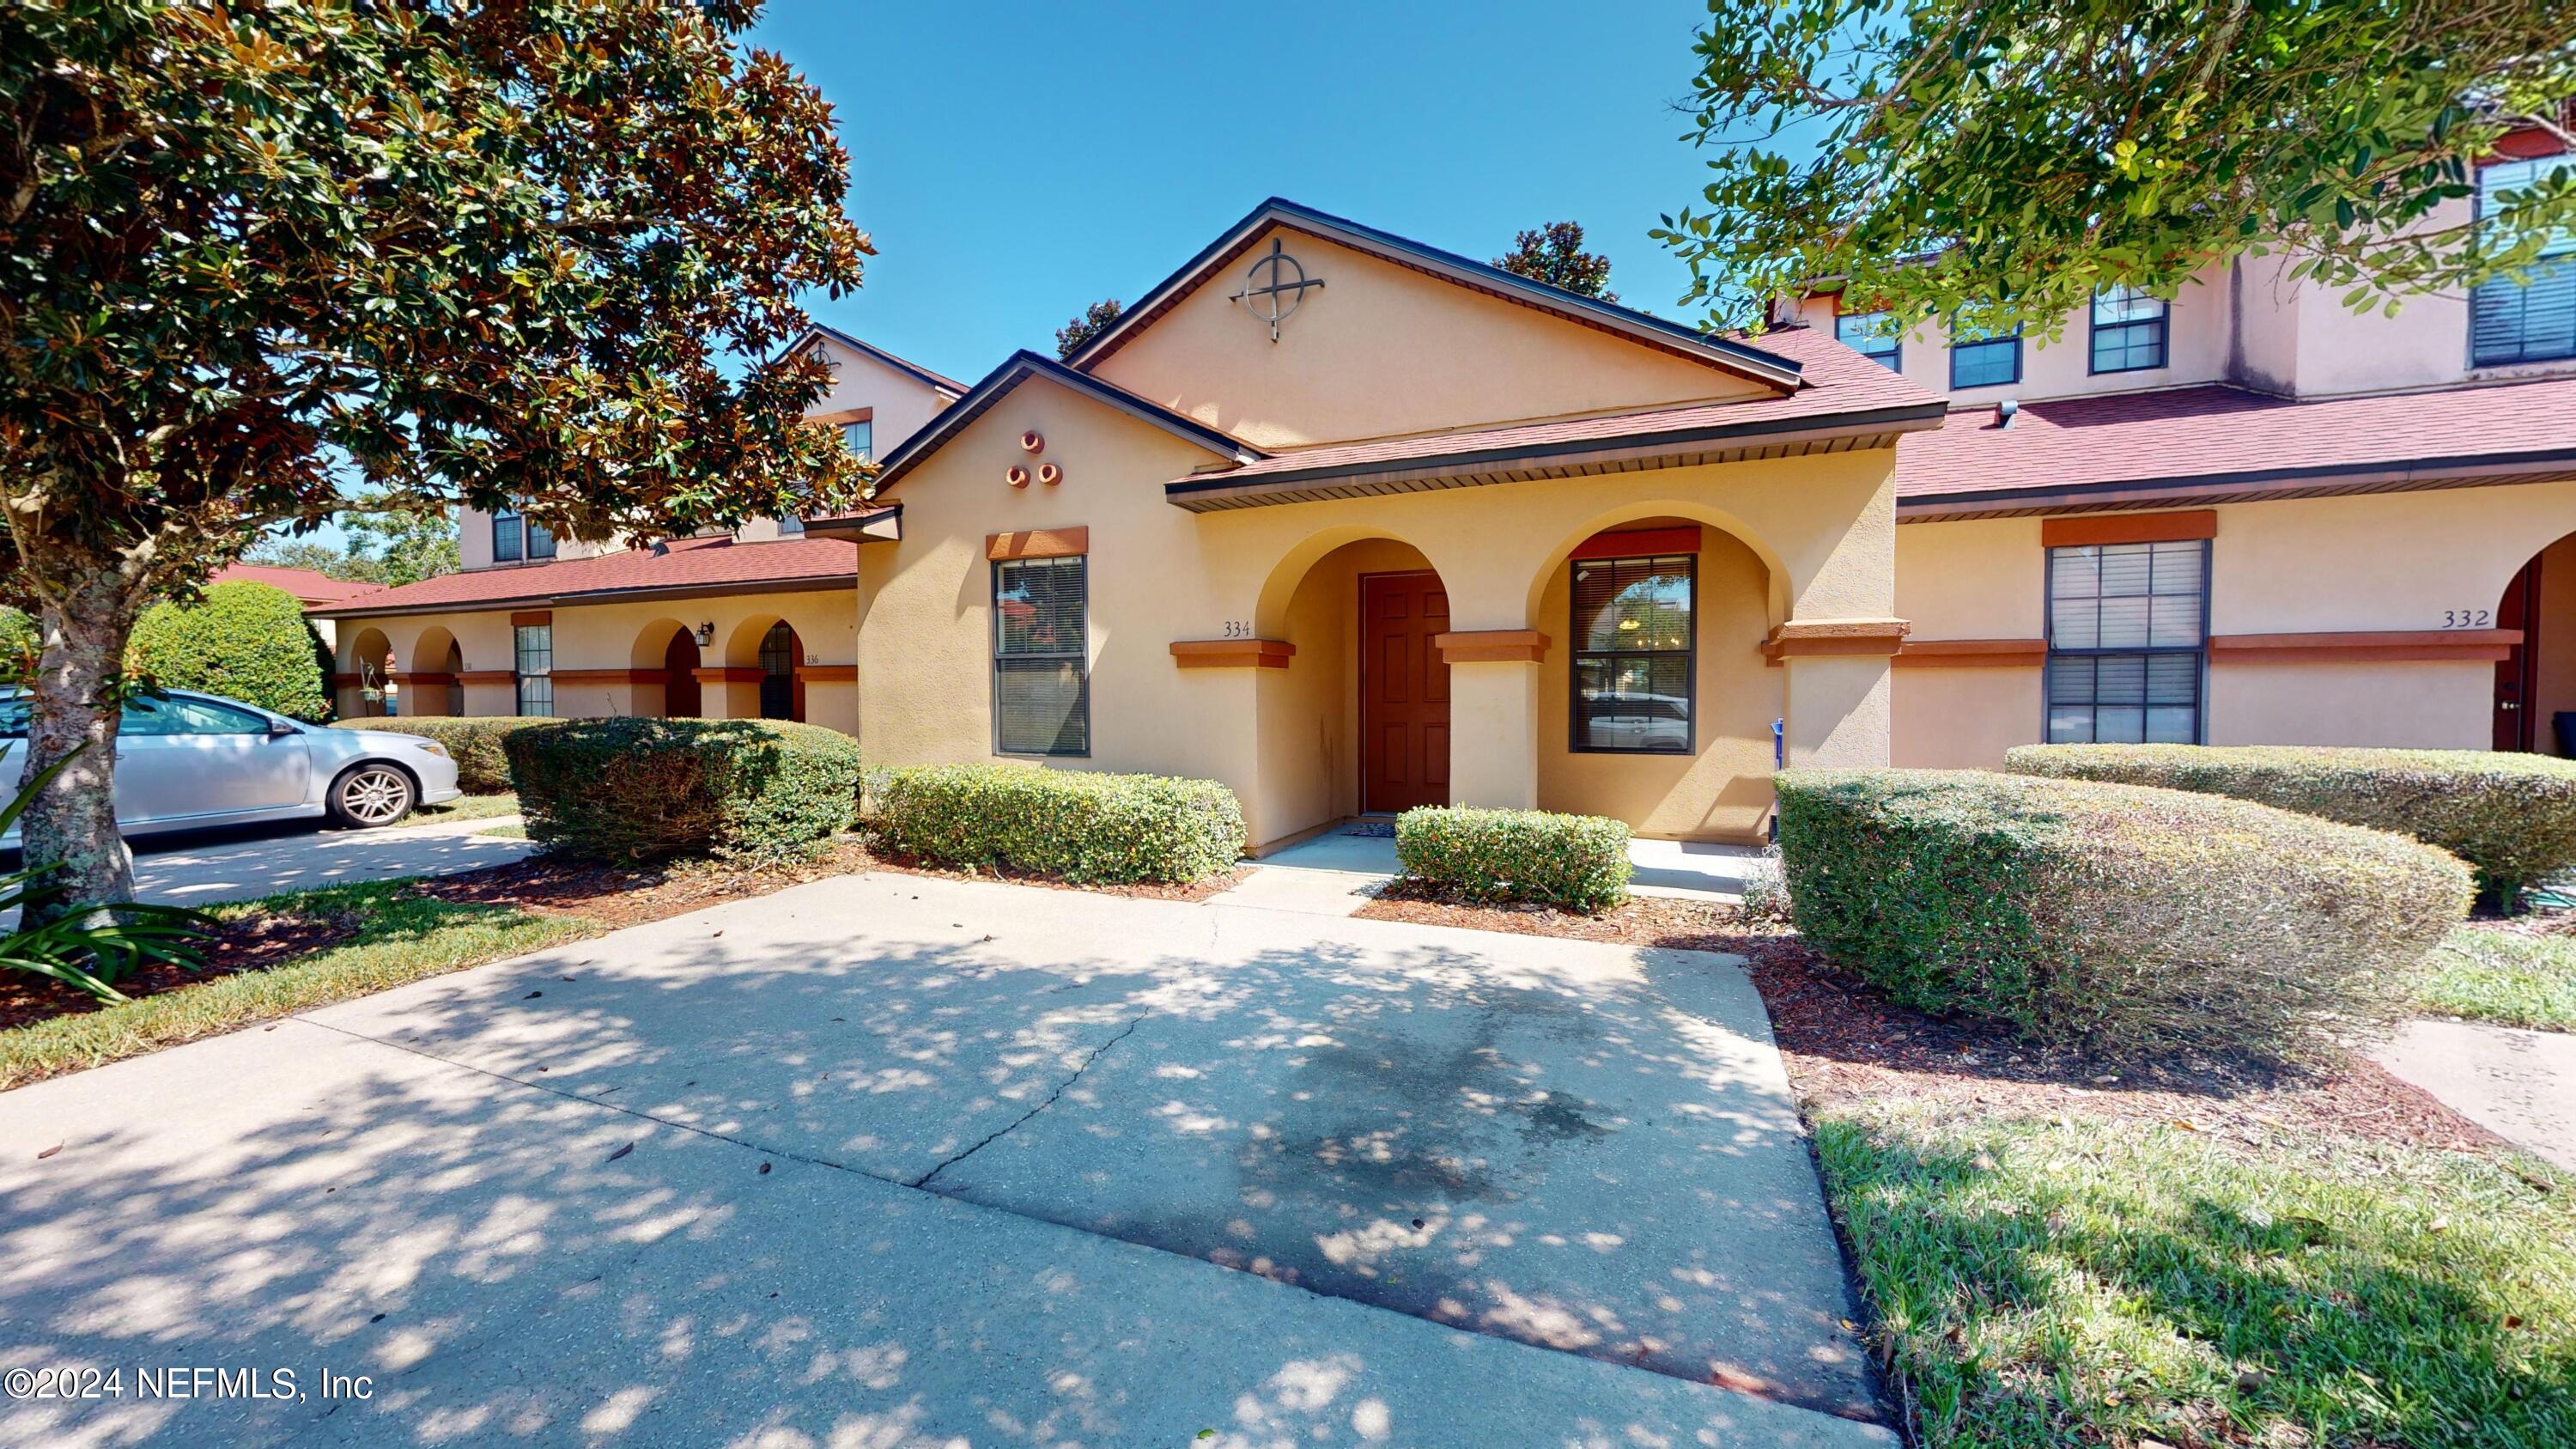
(2472, 156, 2576, 368)
(2044, 539, 2207, 744)
(492, 508, 523, 563)
(993, 555, 1088, 756)
(1834, 308, 1902, 370)
(513, 623, 554, 717)
(1571, 552, 1695, 754)
(526, 515, 556, 559)
(1949, 321, 2023, 388)
(2089, 285, 2169, 373)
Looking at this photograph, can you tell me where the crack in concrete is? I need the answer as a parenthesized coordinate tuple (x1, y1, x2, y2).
(910, 1015, 1145, 1190)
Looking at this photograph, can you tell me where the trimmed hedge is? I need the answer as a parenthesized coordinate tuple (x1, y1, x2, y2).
(127, 581, 331, 721)
(1394, 806, 1633, 912)
(1775, 769, 2472, 1062)
(868, 764, 1245, 884)
(331, 716, 545, 794)
(506, 717, 862, 864)
(2008, 743, 2576, 906)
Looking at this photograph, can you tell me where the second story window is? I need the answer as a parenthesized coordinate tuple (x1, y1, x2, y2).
(1834, 308, 1902, 370)
(1949, 321, 2022, 389)
(492, 508, 556, 563)
(840, 419, 873, 460)
(2473, 156, 2576, 368)
(2090, 285, 2169, 374)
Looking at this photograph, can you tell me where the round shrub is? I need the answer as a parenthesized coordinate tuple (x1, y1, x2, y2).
(0, 606, 35, 667)
(331, 716, 546, 794)
(506, 717, 862, 864)
(1775, 769, 2473, 1063)
(1394, 805, 1632, 912)
(868, 763, 1245, 884)
(2008, 743, 2576, 907)
(126, 581, 331, 721)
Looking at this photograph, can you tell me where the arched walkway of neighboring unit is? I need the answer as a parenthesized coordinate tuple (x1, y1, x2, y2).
(344, 627, 394, 717)
(724, 614, 804, 722)
(409, 626, 464, 716)
(2495, 530, 2576, 754)
(629, 618, 702, 718)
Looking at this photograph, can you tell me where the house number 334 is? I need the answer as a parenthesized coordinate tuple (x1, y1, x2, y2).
(1220, 620, 1254, 638)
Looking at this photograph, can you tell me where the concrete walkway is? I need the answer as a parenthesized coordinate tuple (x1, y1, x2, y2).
(1235, 825, 1766, 914)
(2375, 1019, 2576, 1172)
(0, 872, 1888, 1447)
(126, 813, 535, 908)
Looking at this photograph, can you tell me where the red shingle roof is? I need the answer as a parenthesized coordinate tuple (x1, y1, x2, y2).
(312, 536, 855, 618)
(1162, 324, 1946, 490)
(1898, 375, 2576, 514)
(213, 563, 384, 606)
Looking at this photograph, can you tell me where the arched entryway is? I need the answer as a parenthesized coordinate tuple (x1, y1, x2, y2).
(757, 621, 801, 721)
(344, 627, 394, 717)
(2495, 533, 2576, 753)
(663, 629, 703, 717)
(629, 619, 702, 718)
(410, 627, 464, 716)
(1250, 535, 1452, 833)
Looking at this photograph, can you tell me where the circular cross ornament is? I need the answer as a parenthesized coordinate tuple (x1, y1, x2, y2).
(1230, 238, 1324, 342)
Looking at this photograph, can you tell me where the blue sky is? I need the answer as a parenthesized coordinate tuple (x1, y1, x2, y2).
(750, 0, 1729, 383)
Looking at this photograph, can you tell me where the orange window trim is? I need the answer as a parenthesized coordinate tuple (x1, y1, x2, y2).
(509, 610, 554, 628)
(2039, 510, 2217, 548)
(987, 526, 1090, 561)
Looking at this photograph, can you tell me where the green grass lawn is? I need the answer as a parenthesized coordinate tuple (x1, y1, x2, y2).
(1819, 1102, 2575, 1449)
(390, 790, 520, 828)
(0, 879, 591, 1090)
(2417, 927, 2576, 1032)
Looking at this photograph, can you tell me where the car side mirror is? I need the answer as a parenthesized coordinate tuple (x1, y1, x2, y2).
(268, 718, 299, 738)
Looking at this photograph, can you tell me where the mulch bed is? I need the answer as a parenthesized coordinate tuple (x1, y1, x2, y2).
(0, 909, 367, 1032)
(865, 853, 1256, 903)
(1357, 883, 2502, 1155)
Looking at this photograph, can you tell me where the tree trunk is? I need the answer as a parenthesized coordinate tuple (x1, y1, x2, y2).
(15, 586, 143, 925)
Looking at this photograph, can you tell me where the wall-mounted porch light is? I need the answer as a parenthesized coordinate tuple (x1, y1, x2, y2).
(694, 622, 715, 648)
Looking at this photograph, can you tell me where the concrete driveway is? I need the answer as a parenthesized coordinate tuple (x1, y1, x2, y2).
(125, 813, 535, 908)
(0, 873, 1887, 1447)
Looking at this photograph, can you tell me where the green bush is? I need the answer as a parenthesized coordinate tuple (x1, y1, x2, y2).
(126, 581, 331, 721)
(330, 716, 545, 794)
(505, 717, 862, 864)
(1394, 805, 1633, 912)
(0, 606, 34, 671)
(868, 764, 1245, 884)
(2008, 743, 2576, 907)
(1775, 769, 2472, 1062)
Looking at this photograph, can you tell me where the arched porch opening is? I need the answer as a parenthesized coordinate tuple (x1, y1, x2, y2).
(343, 627, 394, 717)
(408, 626, 464, 716)
(1523, 508, 1787, 843)
(631, 619, 702, 718)
(724, 614, 804, 722)
(2494, 531, 2576, 754)
(1249, 533, 1452, 838)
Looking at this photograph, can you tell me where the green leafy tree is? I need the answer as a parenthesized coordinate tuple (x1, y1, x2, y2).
(1655, 2, 2576, 333)
(0, 0, 871, 917)
(127, 581, 332, 721)
(343, 508, 462, 588)
(243, 537, 390, 586)
(1055, 298, 1126, 358)
(1493, 222, 1619, 302)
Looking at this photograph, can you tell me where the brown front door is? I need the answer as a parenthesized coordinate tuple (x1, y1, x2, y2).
(2497, 554, 2543, 751)
(1361, 570, 1450, 813)
(662, 630, 702, 717)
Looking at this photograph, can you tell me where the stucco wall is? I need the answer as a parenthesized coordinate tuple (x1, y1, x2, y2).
(333, 587, 857, 734)
(1089, 227, 1766, 449)
(857, 370, 1900, 847)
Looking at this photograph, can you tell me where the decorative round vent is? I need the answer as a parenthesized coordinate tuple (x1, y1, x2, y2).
(1005, 465, 1030, 489)
(1019, 430, 1045, 454)
(1036, 462, 1064, 486)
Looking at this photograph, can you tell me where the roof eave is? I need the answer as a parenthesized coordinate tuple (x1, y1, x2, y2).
(867, 350, 1261, 496)
(313, 569, 856, 621)
(1897, 446, 2576, 521)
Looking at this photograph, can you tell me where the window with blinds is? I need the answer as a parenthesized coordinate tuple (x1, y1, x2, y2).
(1571, 553, 1695, 753)
(2089, 285, 2168, 374)
(1949, 322, 2022, 388)
(2473, 157, 2576, 367)
(494, 508, 556, 562)
(993, 556, 1089, 756)
(513, 623, 554, 717)
(2045, 539, 2205, 743)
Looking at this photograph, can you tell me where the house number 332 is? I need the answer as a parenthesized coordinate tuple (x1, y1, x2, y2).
(2441, 609, 2493, 629)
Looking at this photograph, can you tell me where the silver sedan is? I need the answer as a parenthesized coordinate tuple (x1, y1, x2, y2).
(0, 688, 462, 841)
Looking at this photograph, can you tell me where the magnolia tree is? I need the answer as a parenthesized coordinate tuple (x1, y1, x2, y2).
(1656, 0, 2576, 332)
(0, 0, 871, 918)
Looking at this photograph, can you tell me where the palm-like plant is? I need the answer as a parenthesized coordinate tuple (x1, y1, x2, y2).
(3, 749, 214, 1002)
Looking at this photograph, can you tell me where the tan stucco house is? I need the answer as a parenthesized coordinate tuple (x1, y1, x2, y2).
(321, 151, 2576, 856)
(313, 329, 963, 729)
